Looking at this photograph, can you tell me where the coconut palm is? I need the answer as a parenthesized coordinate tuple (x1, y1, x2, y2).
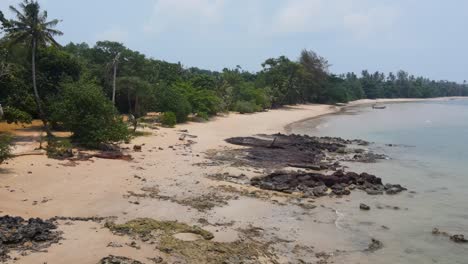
(4, 0, 62, 137)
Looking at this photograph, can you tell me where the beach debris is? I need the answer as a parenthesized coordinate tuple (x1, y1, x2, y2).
(432, 228, 468, 243)
(0, 216, 61, 261)
(250, 171, 406, 197)
(97, 255, 143, 264)
(93, 151, 133, 161)
(360, 203, 371, 210)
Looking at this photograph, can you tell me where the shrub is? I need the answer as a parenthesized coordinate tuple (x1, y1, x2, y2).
(46, 138, 73, 160)
(2, 106, 32, 124)
(51, 81, 129, 148)
(161, 112, 177, 127)
(196, 111, 209, 121)
(0, 134, 12, 164)
(235, 100, 261, 114)
(189, 89, 222, 116)
(155, 84, 192, 123)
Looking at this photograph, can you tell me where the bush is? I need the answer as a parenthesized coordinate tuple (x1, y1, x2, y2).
(0, 134, 12, 164)
(235, 100, 262, 114)
(46, 138, 73, 160)
(51, 81, 129, 148)
(189, 89, 222, 116)
(161, 112, 177, 127)
(155, 84, 192, 123)
(2, 106, 32, 124)
(196, 111, 209, 121)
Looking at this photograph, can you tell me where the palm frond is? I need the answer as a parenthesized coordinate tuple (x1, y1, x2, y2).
(8, 6, 27, 22)
(45, 28, 63, 36)
(43, 19, 60, 28)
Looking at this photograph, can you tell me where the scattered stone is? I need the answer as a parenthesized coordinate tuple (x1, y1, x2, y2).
(433, 228, 468, 243)
(127, 241, 141, 249)
(360, 203, 371, 210)
(450, 234, 468, 243)
(366, 238, 383, 252)
(97, 255, 143, 264)
(50, 216, 108, 222)
(133, 145, 142, 152)
(107, 242, 123, 248)
(147, 257, 164, 263)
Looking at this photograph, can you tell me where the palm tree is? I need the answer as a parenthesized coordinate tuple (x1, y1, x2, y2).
(4, 0, 62, 137)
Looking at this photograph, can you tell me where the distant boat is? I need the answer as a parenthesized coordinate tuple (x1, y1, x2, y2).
(372, 104, 386, 109)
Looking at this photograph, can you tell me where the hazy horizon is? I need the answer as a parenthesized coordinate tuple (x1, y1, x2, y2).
(1, 0, 467, 82)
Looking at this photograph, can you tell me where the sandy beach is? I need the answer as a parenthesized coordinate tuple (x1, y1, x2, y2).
(0, 97, 462, 263)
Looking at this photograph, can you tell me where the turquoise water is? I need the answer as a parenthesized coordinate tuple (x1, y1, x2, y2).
(290, 99, 468, 263)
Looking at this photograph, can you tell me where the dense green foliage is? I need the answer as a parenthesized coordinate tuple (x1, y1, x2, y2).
(2, 106, 32, 124)
(161, 112, 177, 127)
(50, 81, 129, 148)
(1, 1, 467, 151)
(0, 134, 12, 164)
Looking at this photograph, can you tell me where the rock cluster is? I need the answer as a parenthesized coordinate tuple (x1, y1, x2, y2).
(0, 216, 60, 261)
(224, 134, 386, 170)
(251, 171, 407, 197)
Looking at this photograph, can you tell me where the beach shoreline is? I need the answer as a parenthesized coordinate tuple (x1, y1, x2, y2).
(0, 96, 465, 263)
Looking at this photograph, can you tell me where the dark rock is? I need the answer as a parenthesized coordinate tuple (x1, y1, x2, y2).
(0, 216, 61, 261)
(450, 234, 468, 243)
(385, 184, 407, 195)
(98, 255, 143, 264)
(251, 170, 403, 197)
(360, 203, 371, 210)
(366, 238, 383, 252)
(365, 188, 384, 195)
(133, 145, 142, 152)
(311, 185, 328, 197)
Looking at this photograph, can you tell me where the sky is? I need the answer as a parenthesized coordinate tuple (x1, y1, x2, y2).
(1, 0, 467, 82)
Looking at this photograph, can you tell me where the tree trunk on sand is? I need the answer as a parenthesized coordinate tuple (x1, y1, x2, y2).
(112, 60, 117, 104)
(31, 39, 52, 138)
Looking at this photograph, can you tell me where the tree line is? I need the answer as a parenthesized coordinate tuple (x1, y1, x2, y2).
(1, 1, 467, 154)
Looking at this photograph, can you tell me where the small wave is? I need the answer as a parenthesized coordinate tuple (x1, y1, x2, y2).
(334, 209, 346, 230)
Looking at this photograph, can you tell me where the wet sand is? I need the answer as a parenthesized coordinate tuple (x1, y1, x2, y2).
(0, 98, 463, 263)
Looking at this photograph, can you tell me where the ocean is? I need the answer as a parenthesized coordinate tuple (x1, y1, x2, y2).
(289, 99, 468, 263)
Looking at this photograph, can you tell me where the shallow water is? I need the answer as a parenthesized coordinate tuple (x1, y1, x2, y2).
(290, 99, 468, 263)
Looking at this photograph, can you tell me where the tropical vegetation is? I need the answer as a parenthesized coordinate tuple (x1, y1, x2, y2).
(1, 1, 467, 148)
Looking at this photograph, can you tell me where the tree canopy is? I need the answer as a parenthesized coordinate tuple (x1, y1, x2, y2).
(1, 1, 467, 148)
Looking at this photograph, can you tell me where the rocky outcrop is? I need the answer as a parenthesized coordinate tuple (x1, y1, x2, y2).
(0, 216, 61, 261)
(250, 171, 406, 197)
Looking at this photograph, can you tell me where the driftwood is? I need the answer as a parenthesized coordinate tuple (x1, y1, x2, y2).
(13, 151, 46, 157)
(93, 151, 133, 161)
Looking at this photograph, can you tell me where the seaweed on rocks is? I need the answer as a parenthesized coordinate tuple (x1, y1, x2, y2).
(105, 218, 276, 263)
(0, 215, 61, 261)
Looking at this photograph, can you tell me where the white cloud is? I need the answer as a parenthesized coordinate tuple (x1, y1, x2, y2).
(271, 0, 399, 39)
(144, 0, 225, 34)
(97, 27, 129, 42)
(343, 6, 399, 39)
